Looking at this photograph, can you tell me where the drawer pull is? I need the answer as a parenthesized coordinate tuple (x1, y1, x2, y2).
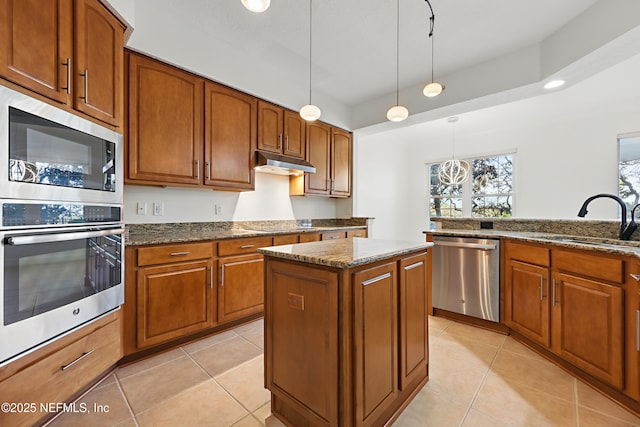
(221, 264, 225, 287)
(631, 274, 640, 281)
(170, 251, 190, 256)
(61, 349, 95, 371)
(362, 272, 391, 286)
(240, 244, 255, 249)
(404, 261, 424, 271)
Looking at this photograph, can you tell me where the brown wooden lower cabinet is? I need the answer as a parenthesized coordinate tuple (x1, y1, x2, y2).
(136, 259, 215, 348)
(0, 312, 121, 427)
(218, 253, 264, 323)
(503, 239, 632, 400)
(264, 250, 428, 427)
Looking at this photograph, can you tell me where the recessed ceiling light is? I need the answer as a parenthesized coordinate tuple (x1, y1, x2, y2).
(544, 80, 565, 89)
(241, 0, 270, 13)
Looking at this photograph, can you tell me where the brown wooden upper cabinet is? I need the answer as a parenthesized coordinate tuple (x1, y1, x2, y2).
(127, 52, 204, 186)
(126, 51, 256, 191)
(302, 121, 352, 198)
(257, 100, 305, 159)
(204, 82, 256, 191)
(0, 0, 124, 126)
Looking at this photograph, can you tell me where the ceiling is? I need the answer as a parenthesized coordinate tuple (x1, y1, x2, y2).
(126, 0, 640, 131)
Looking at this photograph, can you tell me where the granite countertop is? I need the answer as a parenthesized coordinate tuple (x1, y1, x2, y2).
(126, 224, 367, 246)
(258, 238, 433, 268)
(425, 229, 640, 258)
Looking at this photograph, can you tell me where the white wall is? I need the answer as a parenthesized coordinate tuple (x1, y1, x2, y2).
(355, 52, 640, 241)
(353, 133, 413, 241)
(124, 172, 339, 224)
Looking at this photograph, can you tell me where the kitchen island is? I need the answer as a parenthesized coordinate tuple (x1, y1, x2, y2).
(258, 238, 433, 427)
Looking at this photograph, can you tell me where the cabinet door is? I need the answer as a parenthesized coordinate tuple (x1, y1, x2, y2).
(137, 260, 214, 348)
(399, 253, 428, 390)
(74, 0, 124, 125)
(552, 272, 624, 388)
(127, 52, 204, 185)
(353, 262, 398, 427)
(283, 109, 305, 159)
(204, 82, 256, 190)
(305, 121, 331, 195)
(331, 128, 351, 197)
(0, 0, 72, 103)
(218, 254, 264, 323)
(505, 259, 550, 347)
(265, 260, 339, 427)
(257, 100, 283, 154)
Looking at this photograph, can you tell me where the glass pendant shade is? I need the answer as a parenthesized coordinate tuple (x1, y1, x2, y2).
(423, 81, 444, 97)
(300, 104, 321, 121)
(387, 105, 408, 122)
(438, 159, 470, 185)
(241, 0, 271, 13)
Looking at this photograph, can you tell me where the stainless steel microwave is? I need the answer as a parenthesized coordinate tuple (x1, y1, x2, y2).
(0, 85, 123, 204)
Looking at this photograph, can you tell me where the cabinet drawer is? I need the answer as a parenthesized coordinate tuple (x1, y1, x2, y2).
(505, 241, 550, 267)
(347, 229, 367, 238)
(273, 234, 299, 245)
(0, 317, 121, 427)
(299, 232, 321, 243)
(137, 242, 214, 266)
(553, 249, 624, 284)
(321, 231, 346, 241)
(218, 236, 273, 256)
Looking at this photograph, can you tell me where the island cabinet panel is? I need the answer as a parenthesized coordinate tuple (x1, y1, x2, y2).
(264, 246, 429, 427)
(218, 253, 264, 323)
(504, 259, 551, 347)
(136, 259, 215, 348)
(551, 272, 624, 388)
(399, 253, 429, 390)
(127, 52, 204, 185)
(265, 260, 339, 427)
(204, 81, 256, 191)
(353, 262, 398, 426)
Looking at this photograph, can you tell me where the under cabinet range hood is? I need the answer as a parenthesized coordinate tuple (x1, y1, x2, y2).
(255, 151, 316, 176)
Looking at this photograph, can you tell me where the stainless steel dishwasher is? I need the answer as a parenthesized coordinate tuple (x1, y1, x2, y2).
(431, 236, 500, 322)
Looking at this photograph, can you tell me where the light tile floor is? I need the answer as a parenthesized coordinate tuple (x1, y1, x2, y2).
(47, 316, 640, 426)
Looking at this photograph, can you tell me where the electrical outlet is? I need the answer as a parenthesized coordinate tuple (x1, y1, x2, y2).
(136, 202, 147, 215)
(153, 202, 164, 216)
(215, 204, 223, 215)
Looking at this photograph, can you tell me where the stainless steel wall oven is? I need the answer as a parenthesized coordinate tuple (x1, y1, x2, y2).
(0, 86, 124, 366)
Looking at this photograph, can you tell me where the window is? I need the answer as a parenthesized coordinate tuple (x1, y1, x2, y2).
(429, 154, 514, 218)
(619, 133, 640, 211)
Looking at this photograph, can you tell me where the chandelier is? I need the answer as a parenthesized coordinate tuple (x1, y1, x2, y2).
(438, 117, 470, 184)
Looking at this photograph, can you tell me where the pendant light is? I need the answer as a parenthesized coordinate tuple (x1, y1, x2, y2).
(423, 0, 444, 97)
(438, 117, 470, 184)
(387, 0, 408, 122)
(241, 0, 271, 13)
(300, 0, 321, 121)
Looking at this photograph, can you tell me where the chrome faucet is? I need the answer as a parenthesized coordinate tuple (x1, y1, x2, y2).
(577, 193, 634, 240)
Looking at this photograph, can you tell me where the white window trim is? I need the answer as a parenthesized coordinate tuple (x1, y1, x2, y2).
(425, 149, 517, 218)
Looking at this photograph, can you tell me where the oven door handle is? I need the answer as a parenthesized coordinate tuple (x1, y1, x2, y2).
(5, 228, 125, 246)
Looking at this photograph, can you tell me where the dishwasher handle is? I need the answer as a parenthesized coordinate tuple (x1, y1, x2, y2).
(433, 240, 498, 251)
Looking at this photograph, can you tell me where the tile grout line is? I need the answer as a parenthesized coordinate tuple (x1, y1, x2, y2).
(184, 339, 268, 425)
(113, 371, 141, 427)
(458, 335, 507, 426)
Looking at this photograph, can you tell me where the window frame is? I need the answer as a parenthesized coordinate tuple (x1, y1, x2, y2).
(427, 150, 516, 218)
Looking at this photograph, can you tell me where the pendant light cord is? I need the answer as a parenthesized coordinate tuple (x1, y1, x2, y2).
(425, 0, 435, 84)
(395, 0, 400, 105)
(308, 0, 313, 105)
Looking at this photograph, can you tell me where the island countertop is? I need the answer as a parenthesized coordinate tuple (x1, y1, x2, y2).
(257, 237, 433, 268)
